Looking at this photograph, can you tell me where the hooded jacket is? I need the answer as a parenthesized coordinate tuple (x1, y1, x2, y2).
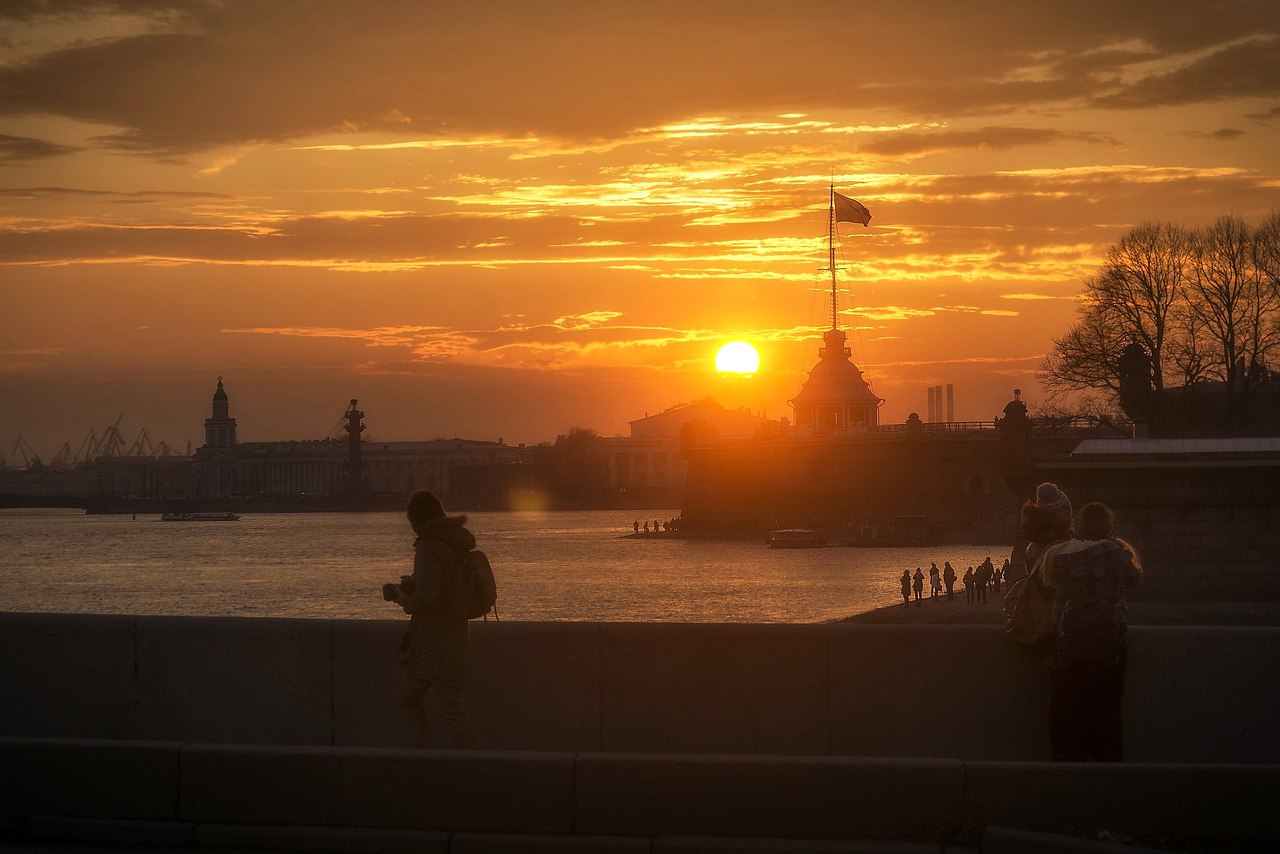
(404, 514, 475, 685)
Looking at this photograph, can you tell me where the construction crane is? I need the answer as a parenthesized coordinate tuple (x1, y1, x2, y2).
(50, 442, 74, 469)
(10, 436, 43, 469)
(152, 440, 184, 458)
(126, 427, 154, 457)
(74, 428, 98, 464)
(95, 413, 126, 459)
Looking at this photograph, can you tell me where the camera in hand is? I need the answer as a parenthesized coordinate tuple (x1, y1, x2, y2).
(381, 575, 416, 601)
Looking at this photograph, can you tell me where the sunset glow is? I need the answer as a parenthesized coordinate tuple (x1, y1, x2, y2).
(2, 2, 1279, 454)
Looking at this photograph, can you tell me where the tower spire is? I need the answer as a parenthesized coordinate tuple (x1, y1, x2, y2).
(827, 183, 838, 330)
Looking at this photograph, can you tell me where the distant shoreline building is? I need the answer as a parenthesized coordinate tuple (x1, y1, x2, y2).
(187, 379, 533, 507)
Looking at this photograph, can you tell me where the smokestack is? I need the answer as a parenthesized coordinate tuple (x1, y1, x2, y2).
(934, 385, 943, 422)
(946, 384, 954, 422)
(927, 387, 936, 422)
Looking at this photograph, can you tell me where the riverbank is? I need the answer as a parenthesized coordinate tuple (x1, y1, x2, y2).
(840, 596, 1280, 626)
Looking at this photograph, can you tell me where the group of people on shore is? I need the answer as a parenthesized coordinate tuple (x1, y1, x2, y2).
(633, 518, 680, 535)
(899, 556, 1011, 606)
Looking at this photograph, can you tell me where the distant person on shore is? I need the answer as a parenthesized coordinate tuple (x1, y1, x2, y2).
(1000, 558, 1011, 591)
(912, 567, 924, 605)
(634, 520, 640, 535)
(993, 560, 1004, 594)
(943, 561, 957, 601)
(383, 490, 478, 750)
(929, 563, 941, 599)
(643, 521, 649, 534)
(1040, 501, 1142, 762)
(974, 560, 990, 604)
(963, 567, 975, 603)
(900, 569, 912, 606)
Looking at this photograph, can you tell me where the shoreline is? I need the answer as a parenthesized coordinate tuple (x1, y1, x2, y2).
(840, 595, 1280, 626)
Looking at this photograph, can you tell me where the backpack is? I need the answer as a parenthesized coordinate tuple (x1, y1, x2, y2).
(443, 548, 499, 621)
(1055, 566, 1119, 666)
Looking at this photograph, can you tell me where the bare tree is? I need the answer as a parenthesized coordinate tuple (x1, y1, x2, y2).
(1186, 214, 1280, 428)
(1092, 221, 1190, 392)
(1039, 302, 1126, 399)
(1040, 221, 1188, 401)
(1041, 212, 1280, 432)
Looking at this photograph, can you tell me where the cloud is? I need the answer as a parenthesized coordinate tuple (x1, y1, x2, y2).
(1092, 37, 1280, 109)
(0, 133, 78, 162)
(861, 127, 1119, 157)
(1245, 104, 1280, 122)
(222, 325, 446, 348)
(0, 3, 1276, 154)
(1183, 127, 1245, 140)
(0, 185, 231, 200)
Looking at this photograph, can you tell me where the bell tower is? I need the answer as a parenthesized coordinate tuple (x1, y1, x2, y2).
(204, 377, 238, 448)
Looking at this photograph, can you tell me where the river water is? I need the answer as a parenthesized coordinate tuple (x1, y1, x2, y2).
(0, 508, 1008, 623)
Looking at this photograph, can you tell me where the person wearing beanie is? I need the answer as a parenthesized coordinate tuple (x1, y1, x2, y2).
(385, 489, 478, 748)
(1035, 482, 1072, 525)
(1010, 482, 1075, 586)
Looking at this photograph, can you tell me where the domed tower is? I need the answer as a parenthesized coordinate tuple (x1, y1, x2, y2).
(789, 186, 882, 433)
(203, 377, 238, 449)
(789, 328, 883, 432)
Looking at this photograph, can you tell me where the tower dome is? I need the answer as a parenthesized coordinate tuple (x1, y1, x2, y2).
(789, 329, 883, 433)
(204, 377, 237, 448)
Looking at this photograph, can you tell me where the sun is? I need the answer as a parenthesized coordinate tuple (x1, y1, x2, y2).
(714, 340, 760, 375)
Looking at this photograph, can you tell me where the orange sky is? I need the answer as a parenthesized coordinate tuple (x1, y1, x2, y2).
(3, 1, 1280, 458)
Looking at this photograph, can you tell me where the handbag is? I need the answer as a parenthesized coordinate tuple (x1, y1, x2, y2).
(1004, 549, 1057, 647)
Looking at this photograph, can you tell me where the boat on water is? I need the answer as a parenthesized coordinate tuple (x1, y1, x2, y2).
(161, 512, 241, 522)
(767, 529, 827, 549)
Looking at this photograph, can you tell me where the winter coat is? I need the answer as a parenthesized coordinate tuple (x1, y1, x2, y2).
(404, 515, 474, 686)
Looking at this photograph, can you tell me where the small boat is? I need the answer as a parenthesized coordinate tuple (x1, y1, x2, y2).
(161, 512, 241, 522)
(767, 529, 826, 549)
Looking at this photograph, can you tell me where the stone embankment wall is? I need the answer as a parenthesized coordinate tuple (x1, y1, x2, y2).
(2, 613, 1276, 763)
(3, 614, 1278, 851)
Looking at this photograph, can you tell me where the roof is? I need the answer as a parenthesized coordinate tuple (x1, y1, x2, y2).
(789, 329, 883, 406)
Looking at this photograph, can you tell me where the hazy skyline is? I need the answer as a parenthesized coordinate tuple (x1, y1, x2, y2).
(3, 1, 1280, 458)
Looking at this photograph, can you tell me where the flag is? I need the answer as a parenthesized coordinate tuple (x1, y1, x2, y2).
(833, 191, 871, 226)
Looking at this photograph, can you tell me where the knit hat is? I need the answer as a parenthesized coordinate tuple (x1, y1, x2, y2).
(1034, 482, 1072, 522)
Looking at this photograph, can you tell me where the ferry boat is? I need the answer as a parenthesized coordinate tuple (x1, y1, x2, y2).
(160, 512, 241, 522)
(767, 529, 826, 549)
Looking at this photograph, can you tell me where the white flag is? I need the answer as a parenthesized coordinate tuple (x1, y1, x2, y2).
(833, 192, 871, 226)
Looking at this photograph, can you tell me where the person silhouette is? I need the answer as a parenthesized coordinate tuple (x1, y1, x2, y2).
(900, 569, 911, 606)
(386, 490, 478, 749)
(912, 568, 924, 605)
(943, 561, 957, 601)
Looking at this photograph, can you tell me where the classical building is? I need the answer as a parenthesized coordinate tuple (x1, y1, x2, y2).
(605, 400, 781, 504)
(188, 379, 533, 507)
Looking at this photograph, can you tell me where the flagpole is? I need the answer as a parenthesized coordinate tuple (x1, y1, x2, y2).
(828, 183, 837, 330)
